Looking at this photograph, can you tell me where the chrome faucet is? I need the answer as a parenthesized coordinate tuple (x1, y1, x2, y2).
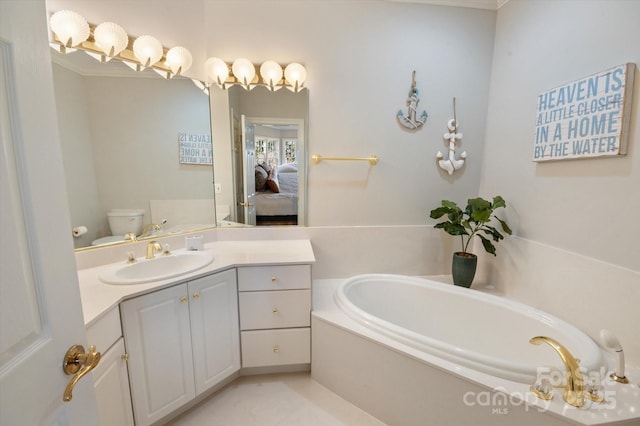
(530, 336, 584, 407)
(145, 241, 163, 259)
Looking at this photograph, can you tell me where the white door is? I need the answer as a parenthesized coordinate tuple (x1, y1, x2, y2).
(189, 269, 240, 395)
(241, 115, 257, 225)
(0, 0, 99, 424)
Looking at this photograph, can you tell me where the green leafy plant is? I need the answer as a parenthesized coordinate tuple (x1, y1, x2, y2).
(429, 196, 512, 256)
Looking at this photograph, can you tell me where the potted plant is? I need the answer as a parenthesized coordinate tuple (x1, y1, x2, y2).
(429, 196, 512, 287)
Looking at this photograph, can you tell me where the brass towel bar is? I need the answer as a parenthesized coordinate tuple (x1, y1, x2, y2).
(311, 154, 379, 165)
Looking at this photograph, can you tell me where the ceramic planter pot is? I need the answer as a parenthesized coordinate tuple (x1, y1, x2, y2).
(452, 252, 477, 288)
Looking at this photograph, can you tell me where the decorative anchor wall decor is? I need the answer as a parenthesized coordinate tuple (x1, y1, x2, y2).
(437, 97, 466, 175)
(397, 70, 428, 130)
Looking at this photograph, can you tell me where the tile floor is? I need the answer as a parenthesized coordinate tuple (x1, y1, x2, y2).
(166, 372, 386, 426)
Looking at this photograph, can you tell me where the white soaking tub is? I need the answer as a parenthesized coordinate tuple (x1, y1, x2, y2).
(333, 274, 603, 384)
(312, 275, 640, 426)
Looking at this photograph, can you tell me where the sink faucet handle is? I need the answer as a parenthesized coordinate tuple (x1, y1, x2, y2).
(162, 244, 171, 256)
(125, 251, 137, 264)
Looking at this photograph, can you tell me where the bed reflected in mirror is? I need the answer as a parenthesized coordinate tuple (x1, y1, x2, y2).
(211, 85, 308, 227)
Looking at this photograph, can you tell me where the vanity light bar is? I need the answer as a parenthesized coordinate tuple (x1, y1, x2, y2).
(206, 57, 307, 93)
(48, 10, 192, 79)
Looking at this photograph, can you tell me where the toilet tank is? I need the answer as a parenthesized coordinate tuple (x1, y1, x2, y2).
(107, 209, 144, 236)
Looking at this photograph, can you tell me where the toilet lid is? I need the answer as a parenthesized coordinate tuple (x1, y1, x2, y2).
(91, 236, 126, 246)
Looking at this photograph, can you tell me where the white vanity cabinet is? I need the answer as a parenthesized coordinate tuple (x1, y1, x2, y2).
(237, 265, 311, 369)
(87, 306, 134, 426)
(120, 269, 240, 426)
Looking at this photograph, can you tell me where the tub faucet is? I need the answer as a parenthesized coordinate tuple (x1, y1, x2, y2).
(530, 336, 584, 407)
(146, 241, 163, 259)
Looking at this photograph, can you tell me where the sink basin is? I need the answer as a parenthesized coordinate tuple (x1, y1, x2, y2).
(99, 252, 214, 285)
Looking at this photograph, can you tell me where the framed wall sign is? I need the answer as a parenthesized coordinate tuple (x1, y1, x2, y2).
(179, 132, 212, 165)
(533, 63, 635, 162)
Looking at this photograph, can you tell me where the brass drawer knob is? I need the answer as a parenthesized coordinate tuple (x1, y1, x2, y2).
(272, 308, 278, 314)
(273, 345, 280, 353)
(271, 277, 277, 282)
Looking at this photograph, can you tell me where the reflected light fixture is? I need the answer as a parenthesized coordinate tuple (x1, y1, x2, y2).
(206, 58, 307, 92)
(93, 22, 128, 60)
(49, 10, 90, 52)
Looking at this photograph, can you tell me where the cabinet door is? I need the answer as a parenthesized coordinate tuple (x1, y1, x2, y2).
(189, 269, 241, 395)
(121, 284, 195, 426)
(92, 338, 134, 426)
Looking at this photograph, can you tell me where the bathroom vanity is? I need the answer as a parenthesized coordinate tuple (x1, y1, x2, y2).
(77, 240, 315, 426)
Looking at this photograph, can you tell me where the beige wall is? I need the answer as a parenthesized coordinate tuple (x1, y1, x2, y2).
(478, 0, 640, 364)
(480, 0, 640, 271)
(47, 0, 498, 228)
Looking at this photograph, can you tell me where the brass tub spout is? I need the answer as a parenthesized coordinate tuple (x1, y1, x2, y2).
(530, 336, 584, 407)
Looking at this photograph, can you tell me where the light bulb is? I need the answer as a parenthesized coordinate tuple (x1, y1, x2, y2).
(49, 10, 90, 47)
(232, 58, 256, 86)
(93, 22, 128, 57)
(284, 63, 307, 91)
(133, 35, 163, 68)
(166, 46, 193, 75)
(206, 57, 229, 85)
(260, 60, 283, 90)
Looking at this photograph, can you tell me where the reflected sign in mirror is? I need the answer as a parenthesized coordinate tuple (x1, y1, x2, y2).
(51, 50, 214, 249)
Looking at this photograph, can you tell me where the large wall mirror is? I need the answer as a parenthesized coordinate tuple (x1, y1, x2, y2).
(211, 85, 309, 227)
(52, 50, 215, 250)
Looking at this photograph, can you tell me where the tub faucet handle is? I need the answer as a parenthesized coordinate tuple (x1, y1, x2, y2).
(530, 336, 585, 408)
(530, 377, 553, 401)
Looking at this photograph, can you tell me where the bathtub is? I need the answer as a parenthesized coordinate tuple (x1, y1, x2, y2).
(312, 275, 639, 426)
(334, 274, 603, 384)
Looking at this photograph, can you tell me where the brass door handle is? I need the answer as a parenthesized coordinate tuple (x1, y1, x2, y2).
(62, 344, 101, 402)
(239, 202, 254, 207)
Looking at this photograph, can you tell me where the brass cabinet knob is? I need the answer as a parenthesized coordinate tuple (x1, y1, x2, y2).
(272, 308, 278, 314)
(180, 296, 188, 303)
(193, 292, 200, 299)
(271, 277, 277, 282)
(121, 353, 129, 361)
(273, 345, 280, 353)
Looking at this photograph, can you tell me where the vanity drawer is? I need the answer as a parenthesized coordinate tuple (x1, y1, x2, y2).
(86, 306, 122, 354)
(237, 265, 311, 291)
(240, 328, 310, 368)
(239, 290, 310, 330)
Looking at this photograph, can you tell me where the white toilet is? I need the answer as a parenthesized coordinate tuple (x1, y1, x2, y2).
(107, 209, 145, 236)
(91, 209, 144, 246)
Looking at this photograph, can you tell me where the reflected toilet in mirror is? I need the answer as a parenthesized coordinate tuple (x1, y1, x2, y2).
(51, 49, 214, 249)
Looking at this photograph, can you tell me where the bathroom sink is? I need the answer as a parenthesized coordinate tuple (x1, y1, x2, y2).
(99, 251, 214, 285)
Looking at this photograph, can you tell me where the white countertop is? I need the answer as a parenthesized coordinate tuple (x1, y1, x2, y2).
(77, 239, 315, 327)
